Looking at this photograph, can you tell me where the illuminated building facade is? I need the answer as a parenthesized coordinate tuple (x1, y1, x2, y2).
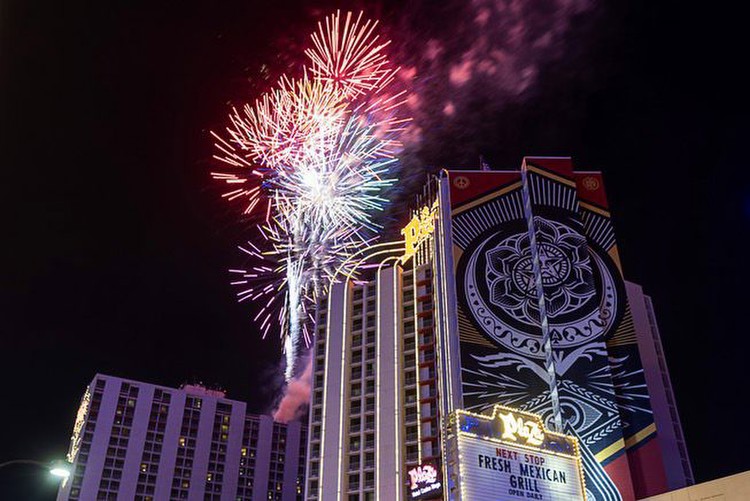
(57, 374, 307, 501)
(307, 157, 691, 500)
(305, 261, 440, 501)
(625, 282, 693, 490)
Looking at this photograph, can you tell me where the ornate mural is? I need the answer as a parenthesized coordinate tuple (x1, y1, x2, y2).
(463, 216, 620, 357)
(449, 165, 657, 500)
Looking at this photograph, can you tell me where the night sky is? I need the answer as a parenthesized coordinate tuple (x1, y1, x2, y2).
(2, 0, 749, 499)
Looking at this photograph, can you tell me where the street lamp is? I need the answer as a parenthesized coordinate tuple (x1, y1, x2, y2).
(49, 460, 71, 479)
(0, 459, 71, 480)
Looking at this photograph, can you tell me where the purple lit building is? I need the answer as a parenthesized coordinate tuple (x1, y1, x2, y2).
(57, 374, 306, 501)
(625, 281, 694, 490)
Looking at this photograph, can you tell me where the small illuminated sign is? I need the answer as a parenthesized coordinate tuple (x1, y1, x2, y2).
(407, 463, 442, 500)
(448, 405, 586, 501)
(498, 411, 545, 446)
(401, 200, 439, 262)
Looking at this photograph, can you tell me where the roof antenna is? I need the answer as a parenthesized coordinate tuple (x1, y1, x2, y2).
(479, 155, 491, 171)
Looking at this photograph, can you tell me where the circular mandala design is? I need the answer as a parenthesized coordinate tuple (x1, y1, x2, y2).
(462, 216, 620, 358)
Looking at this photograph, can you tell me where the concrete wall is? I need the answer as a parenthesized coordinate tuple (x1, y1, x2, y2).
(639, 470, 750, 501)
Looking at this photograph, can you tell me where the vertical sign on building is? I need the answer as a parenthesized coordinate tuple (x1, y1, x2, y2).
(407, 463, 442, 500)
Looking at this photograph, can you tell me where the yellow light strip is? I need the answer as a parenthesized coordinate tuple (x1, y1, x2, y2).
(333, 240, 405, 283)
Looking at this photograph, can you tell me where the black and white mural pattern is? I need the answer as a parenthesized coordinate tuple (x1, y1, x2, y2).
(453, 179, 652, 500)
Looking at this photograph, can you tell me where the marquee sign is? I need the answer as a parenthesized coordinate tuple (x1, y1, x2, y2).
(407, 463, 443, 499)
(447, 405, 586, 501)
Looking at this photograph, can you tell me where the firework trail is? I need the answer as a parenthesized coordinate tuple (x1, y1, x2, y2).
(212, 11, 407, 382)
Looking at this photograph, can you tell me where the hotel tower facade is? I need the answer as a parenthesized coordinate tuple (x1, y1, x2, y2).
(305, 157, 691, 501)
(57, 374, 307, 501)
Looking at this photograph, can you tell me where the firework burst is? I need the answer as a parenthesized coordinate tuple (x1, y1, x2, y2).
(211, 11, 407, 381)
(306, 11, 397, 98)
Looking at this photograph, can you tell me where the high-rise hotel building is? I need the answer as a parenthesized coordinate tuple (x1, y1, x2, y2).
(57, 374, 307, 501)
(306, 157, 692, 501)
(306, 259, 439, 501)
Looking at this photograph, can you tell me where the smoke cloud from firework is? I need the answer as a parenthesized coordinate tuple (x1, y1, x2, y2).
(371, 0, 597, 228)
(399, 0, 592, 143)
(272, 353, 313, 423)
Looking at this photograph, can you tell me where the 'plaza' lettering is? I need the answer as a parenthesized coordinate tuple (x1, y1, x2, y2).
(408, 464, 438, 489)
(499, 412, 545, 446)
(401, 201, 438, 262)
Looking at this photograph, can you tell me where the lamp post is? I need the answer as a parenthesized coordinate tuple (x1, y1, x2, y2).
(0, 459, 71, 479)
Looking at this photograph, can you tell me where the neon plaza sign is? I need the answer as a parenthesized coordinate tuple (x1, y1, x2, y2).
(448, 405, 586, 501)
(407, 463, 442, 499)
(498, 411, 545, 446)
(401, 200, 439, 262)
